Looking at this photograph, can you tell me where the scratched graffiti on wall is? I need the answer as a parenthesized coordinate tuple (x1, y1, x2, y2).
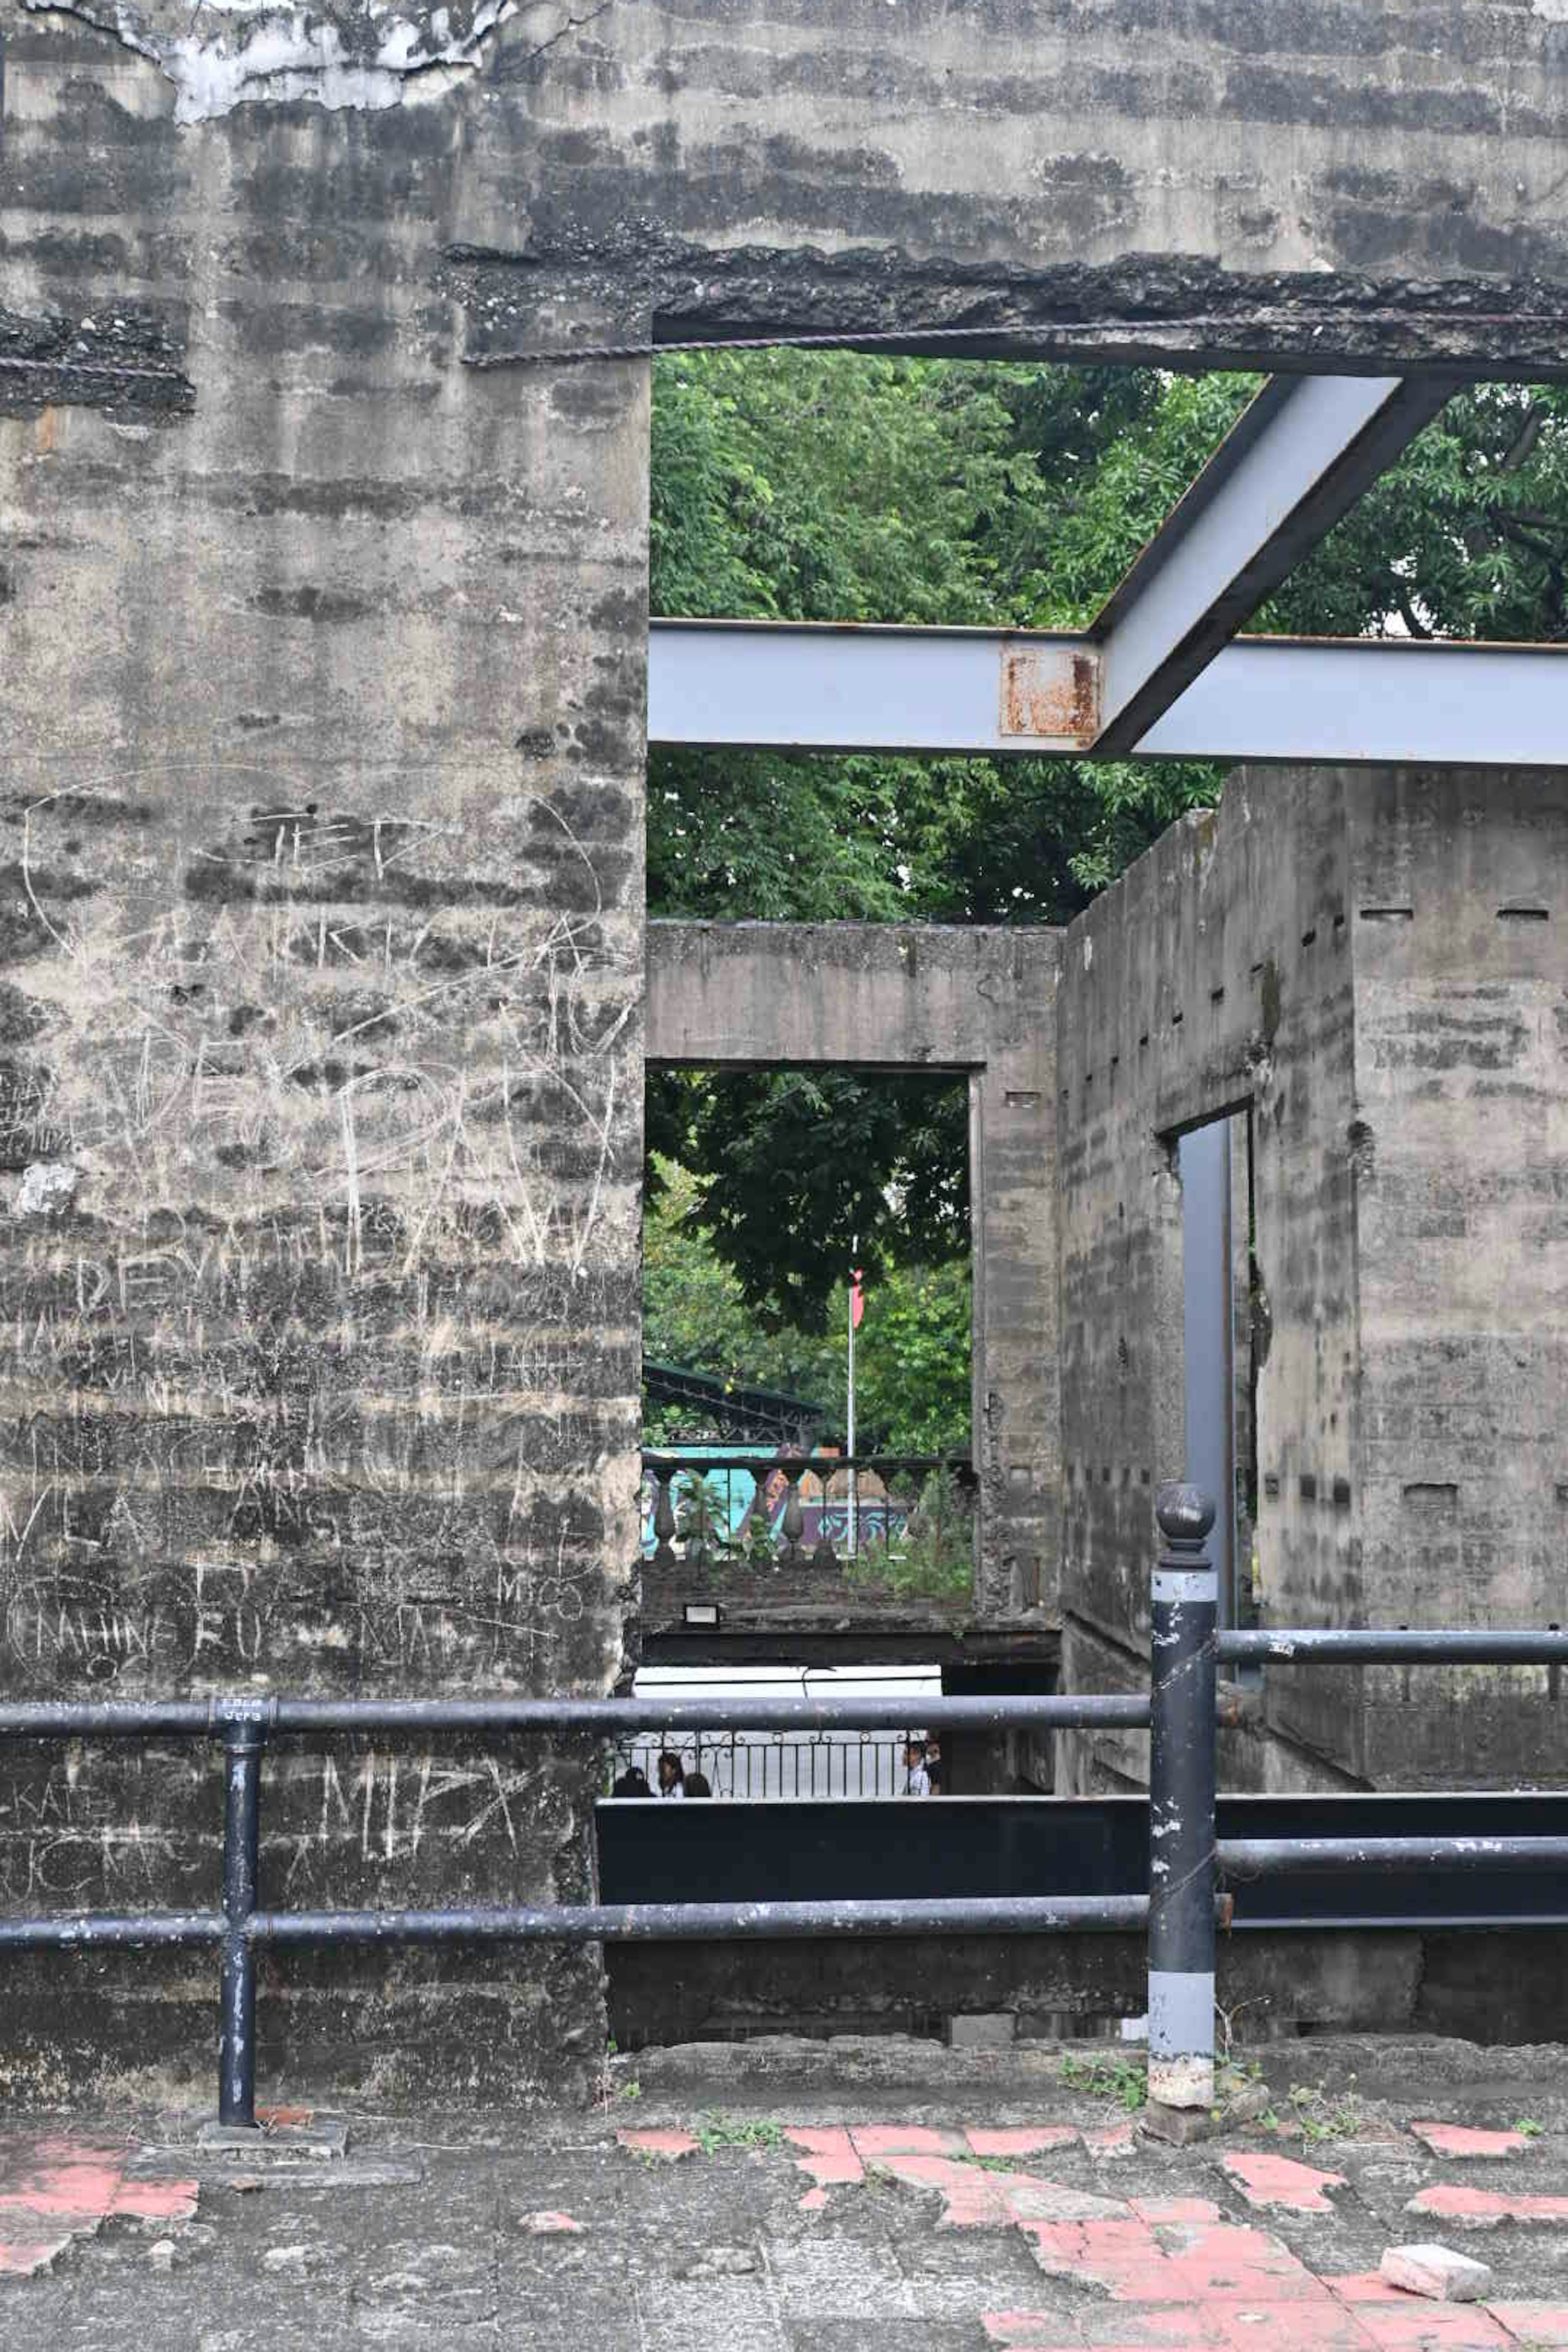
(0, 763, 641, 1731)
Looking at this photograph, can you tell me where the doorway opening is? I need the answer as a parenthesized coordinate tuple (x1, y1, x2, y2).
(1176, 1107, 1258, 1631)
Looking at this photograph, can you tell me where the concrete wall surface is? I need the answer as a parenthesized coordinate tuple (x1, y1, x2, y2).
(4, 0, 1568, 2096)
(1056, 767, 1568, 1797)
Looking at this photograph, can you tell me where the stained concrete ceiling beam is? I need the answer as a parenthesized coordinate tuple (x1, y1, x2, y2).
(1087, 374, 1461, 754)
(647, 621, 1568, 767)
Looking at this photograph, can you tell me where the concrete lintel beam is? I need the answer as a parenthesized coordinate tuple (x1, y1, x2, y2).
(1089, 374, 1458, 753)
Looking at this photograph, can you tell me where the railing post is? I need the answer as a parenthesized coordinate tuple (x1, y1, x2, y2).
(1148, 1483, 1217, 2111)
(777, 1464, 805, 1568)
(218, 1715, 265, 2129)
(651, 1468, 677, 1569)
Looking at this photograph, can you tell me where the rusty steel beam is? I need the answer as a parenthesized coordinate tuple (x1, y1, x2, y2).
(648, 622, 1568, 766)
(1089, 374, 1458, 753)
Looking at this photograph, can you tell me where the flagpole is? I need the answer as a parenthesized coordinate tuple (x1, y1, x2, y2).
(847, 1236, 858, 1559)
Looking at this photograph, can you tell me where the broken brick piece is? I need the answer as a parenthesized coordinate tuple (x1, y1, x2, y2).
(1411, 2126, 1532, 2163)
(615, 2128, 698, 2160)
(1405, 2185, 1568, 2231)
(1223, 2152, 1348, 2215)
(784, 2127, 863, 2189)
(967, 2127, 1080, 2158)
(1380, 2246, 1494, 2303)
(850, 2125, 965, 2158)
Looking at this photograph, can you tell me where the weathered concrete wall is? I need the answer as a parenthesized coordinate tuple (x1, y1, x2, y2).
(1056, 768, 1568, 1798)
(647, 920, 1062, 1617)
(0, 13, 648, 2102)
(6, 0, 1568, 2093)
(606, 1926, 1565, 2049)
(9, 2, 1568, 378)
(1339, 770, 1568, 1787)
(1055, 775, 1362, 1793)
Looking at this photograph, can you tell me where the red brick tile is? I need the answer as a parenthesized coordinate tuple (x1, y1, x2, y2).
(799, 2187, 829, 2214)
(877, 2151, 1013, 2227)
(784, 2127, 863, 2189)
(615, 2128, 698, 2160)
(1214, 2301, 1377, 2352)
(1352, 2303, 1511, 2351)
(519, 2211, 585, 2235)
(0, 2132, 192, 2276)
(1331, 2276, 1424, 2305)
(1149, 2221, 1335, 2303)
(1080, 2306, 1232, 2346)
(257, 2105, 313, 2130)
(1487, 2309, 1568, 2347)
(1405, 2186, 1568, 2231)
(1087, 2123, 1141, 2158)
(983, 2319, 1078, 2349)
(1007, 2178, 1132, 2225)
(1223, 2153, 1348, 2215)
(1021, 2216, 1168, 2299)
(0, 2235, 73, 2278)
(968, 2127, 1080, 2158)
(851, 2125, 965, 2157)
(876, 2149, 1121, 2231)
(110, 2178, 198, 2222)
(0, 2150, 128, 2223)
(1411, 2126, 1532, 2163)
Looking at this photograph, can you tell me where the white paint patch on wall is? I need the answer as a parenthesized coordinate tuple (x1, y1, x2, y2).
(21, 0, 528, 120)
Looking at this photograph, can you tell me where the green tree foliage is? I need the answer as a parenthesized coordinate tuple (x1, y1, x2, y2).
(646, 354, 1568, 1334)
(643, 1161, 971, 1454)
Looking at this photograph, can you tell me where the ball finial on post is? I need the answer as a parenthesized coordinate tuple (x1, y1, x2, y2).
(1156, 1482, 1216, 1550)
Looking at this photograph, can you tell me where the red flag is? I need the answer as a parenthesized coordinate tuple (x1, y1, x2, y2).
(850, 1267, 865, 1330)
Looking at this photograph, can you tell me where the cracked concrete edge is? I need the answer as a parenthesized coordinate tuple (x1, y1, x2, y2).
(617, 2032, 1568, 2108)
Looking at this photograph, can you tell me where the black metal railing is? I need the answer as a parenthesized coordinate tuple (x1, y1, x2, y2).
(641, 1451, 976, 1577)
(1145, 1489, 1568, 2108)
(1, 1488, 1566, 2127)
(0, 1687, 1145, 2130)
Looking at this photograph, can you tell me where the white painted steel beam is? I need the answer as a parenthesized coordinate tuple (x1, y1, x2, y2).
(1141, 638, 1568, 766)
(648, 620, 1099, 756)
(1089, 374, 1458, 753)
(648, 620, 1568, 767)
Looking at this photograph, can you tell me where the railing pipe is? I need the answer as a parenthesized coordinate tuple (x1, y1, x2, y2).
(1148, 1483, 1218, 2111)
(218, 1720, 264, 2129)
(1219, 1835, 1568, 1876)
(0, 1693, 1152, 1738)
(1219, 1629, 1568, 1665)
(249, 1893, 1167, 1943)
(0, 1913, 226, 1950)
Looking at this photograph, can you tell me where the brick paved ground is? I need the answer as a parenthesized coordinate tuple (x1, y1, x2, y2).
(3, 2037, 1567, 2350)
